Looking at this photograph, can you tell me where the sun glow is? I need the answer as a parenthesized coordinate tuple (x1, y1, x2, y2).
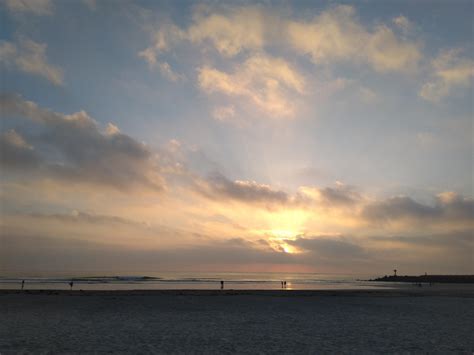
(280, 243, 300, 254)
(268, 230, 304, 254)
(247, 209, 311, 254)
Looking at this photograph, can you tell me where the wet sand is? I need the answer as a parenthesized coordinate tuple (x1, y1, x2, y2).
(1, 287, 473, 353)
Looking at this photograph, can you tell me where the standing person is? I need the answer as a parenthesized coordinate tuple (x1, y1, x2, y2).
(281, 281, 284, 288)
(21, 280, 25, 290)
(69, 281, 74, 290)
(220, 280, 224, 289)
(284, 281, 287, 288)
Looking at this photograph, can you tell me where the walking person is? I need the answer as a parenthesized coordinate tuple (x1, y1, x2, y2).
(220, 280, 224, 289)
(21, 280, 25, 290)
(69, 281, 74, 290)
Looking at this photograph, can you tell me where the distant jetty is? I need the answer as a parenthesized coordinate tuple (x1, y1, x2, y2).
(370, 275, 474, 283)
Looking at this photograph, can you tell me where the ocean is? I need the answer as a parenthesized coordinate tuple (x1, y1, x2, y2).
(0, 271, 394, 290)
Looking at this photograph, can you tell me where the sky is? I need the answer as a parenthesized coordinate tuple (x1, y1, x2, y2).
(0, 0, 473, 275)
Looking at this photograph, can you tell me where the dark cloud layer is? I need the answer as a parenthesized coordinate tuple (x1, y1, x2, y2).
(0, 230, 291, 272)
(361, 195, 474, 224)
(0, 94, 164, 190)
(27, 211, 149, 228)
(287, 236, 366, 259)
(2, 223, 473, 273)
(196, 175, 362, 209)
(0, 129, 40, 169)
(199, 173, 289, 205)
(317, 186, 361, 206)
(370, 230, 473, 248)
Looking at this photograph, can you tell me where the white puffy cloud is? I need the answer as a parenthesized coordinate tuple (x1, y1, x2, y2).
(187, 6, 266, 57)
(420, 49, 474, 102)
(198, 54, 305, 118)
(287, 6, 363, 63)
(0, 37, 63, 85)
(139, 4, 422, 90)
(366, 25, 421, 72)
(140, 6, 265, 65)
(287, 5, 421, 72)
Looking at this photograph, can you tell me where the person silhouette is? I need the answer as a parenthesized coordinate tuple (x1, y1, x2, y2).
(281, 281, 284, 288)
(284, 281, 287, 288)
(21, 280, 25, 290)
(220, 280, 224, 289)
(69, 281, 74, 290)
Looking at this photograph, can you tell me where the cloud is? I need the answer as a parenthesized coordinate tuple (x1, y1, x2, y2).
(138, 46, 158, 66)
(27, 210, 151, 228)
(138, 47, 183, 82)
(368, 230, 473, 273)
(366, 25, 421, 72)
(198, 54, 305, 118)
(197, 173, 289, 206)
(140, 6, 266, 63)
(419, 49, 474, 102)
(0, 94, 165, 191)
(3, 0, 53, 15)
(370, 230, 473, 249)
(287, 235, 366, 259)
(392, 15, 412, 33)
(287, 6, 363, 64)
(298, 182, 361, 208)
(187, 6, 266, 57)
(137, 22, 185, 81)
(362, 196, 439, 221)
(143, 5, 421, 74)
(0, 37, 63, 85)
(0, 228, 294, 272)
(180, 165, 473, 233)
(0, 129, 40, 169)
(2, 211, 473, 273)
(140, 4, 421, 90)
(192, 174, 363, 212)
(156, 61, 182, 82)
(361, 193, 474, 226)
(287, 5, 421, 72)
(4, 225, 472, 273)
(212, 105, 236, 122)
(1, 200, 472, 273)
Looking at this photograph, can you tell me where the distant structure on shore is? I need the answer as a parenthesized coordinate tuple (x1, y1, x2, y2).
(371, 274, 474, 283)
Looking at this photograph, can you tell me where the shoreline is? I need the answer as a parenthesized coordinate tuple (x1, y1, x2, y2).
(2, 284, 473, 297)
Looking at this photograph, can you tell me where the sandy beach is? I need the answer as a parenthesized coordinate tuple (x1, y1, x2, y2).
(1, 287, 473, 353)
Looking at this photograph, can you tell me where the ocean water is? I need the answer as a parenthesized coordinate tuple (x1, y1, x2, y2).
(0, 271, 394, 290)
